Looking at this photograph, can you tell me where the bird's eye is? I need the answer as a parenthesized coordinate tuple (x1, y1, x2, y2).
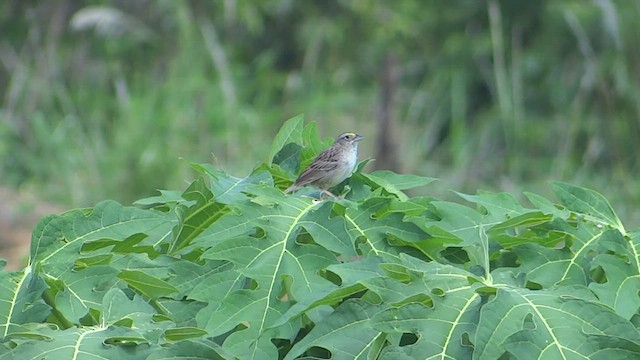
(345, 135, 351, 139)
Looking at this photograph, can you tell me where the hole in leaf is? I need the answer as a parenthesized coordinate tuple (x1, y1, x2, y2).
(467, 277, 482, 285)
(253, 228, 266, 238)
(522, 313, 536, 330)
(243, 277, 258, 290)
(354, 236, 368, 255)
(361, 290, 382, 304)
(321, 270, 342, 286)
(272, 338, 293, 359)
(399, 333, 419, 346)
(120, 288, 136, 300)
(180, 249, 204, 262)
(468, 265, 486, 278)
(113, 318, 133, 328)
(460, 331, 474, 348)
(525, 281, 542, 290)
(73, 254, 113, 270)
(629, 313, 640, 328)
(79, 308, 100, 326)
(381, 264, 413, 283)
(278, 275, 293, 301)
(440, 247, 469, 264)
(211, 326, 236, 345)
(304, 346, 331, 359)
(295, 229, 313, 245)
(392, 293, 433, 307)
(431, 288, 445, 297)
(490, 250, 519, 268)
(352, 289, 374, 302)
(103, 336, 145, 347)
(476, 205, 489, 215)
(81, 238, 116, 252)
(590, 266, 607, 284)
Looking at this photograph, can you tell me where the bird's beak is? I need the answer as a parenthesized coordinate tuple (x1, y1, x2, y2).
(354, 134, 363, 142)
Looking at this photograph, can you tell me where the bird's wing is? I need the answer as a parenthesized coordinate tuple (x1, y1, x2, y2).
(293, 146, 341, 186)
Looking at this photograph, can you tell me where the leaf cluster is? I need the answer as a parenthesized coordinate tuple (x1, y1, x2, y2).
(1, 117, 639, 359)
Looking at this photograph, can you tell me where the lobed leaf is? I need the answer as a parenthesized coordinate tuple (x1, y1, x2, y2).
(474, 287, 640, 359)
(284, 299, 386, 360)
(551, 181, 625, 234)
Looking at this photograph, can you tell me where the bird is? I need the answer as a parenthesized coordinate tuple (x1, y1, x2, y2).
(284, 132, 363, 197)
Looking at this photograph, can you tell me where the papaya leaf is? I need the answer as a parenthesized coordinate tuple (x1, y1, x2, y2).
(284, 299, 386, 360)
(475, 287, 640, 359)
(268, 114, 304, 166)
(551, 181, 625, 234)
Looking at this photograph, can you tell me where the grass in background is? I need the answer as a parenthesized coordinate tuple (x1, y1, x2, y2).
(1, 0, 639, 226)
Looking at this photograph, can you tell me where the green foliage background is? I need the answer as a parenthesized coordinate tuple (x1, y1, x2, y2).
(2, 1, 640, 224)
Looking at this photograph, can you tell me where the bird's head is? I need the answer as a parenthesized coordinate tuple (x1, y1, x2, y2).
(335, 132, 363, 145)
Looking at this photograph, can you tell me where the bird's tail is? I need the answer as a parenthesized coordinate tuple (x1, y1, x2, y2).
(284, 185, 298, 194)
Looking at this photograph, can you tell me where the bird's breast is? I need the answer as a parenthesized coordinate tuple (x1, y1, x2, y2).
(344, 147, 357, 170)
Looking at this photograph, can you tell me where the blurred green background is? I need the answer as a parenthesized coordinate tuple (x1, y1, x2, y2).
(1, 0, 640, 228)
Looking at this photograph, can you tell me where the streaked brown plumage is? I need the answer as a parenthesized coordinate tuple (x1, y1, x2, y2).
(285, 132, 363, 197)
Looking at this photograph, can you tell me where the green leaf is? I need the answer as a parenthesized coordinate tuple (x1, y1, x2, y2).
(422, 201, 484, 247)
(551, 181, 625, 234)
(488, 211, 553, 235)
(254, 162, 295, 190)
(163, 327, 208, 341)
(344, 198, 427, 259)
(362, 255, 482, 359)
(514, 223, 615, 288)
(284, 299, 385, 360)
(0, 326, 155, 360)
(134, 190, 186, 207)
(475, 287, 640, 359)
(589, 230, 640, 319)
(299, 201, 358, 257)
(53, 266, 120, 323)
(73, 254, 113, 270)
(360, 170, 435, 200)
(117, 270, 179, 299)
(101, 288, 157, 325)
(270, 256, 384, 329)
(300, 122, 333, 170)
(81, 233, 158, 258)
(267, 114, 304, 165)
(146, 339, 233, 360)
(30, 200, 175, 277)
(170, 178, 229, 254)
(0, 268, 49, 339)
(524, 191, 568, 218)
(190, 163, 274, 204)
(457, 191, 528, 216)
(194, 186, 341, 358)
